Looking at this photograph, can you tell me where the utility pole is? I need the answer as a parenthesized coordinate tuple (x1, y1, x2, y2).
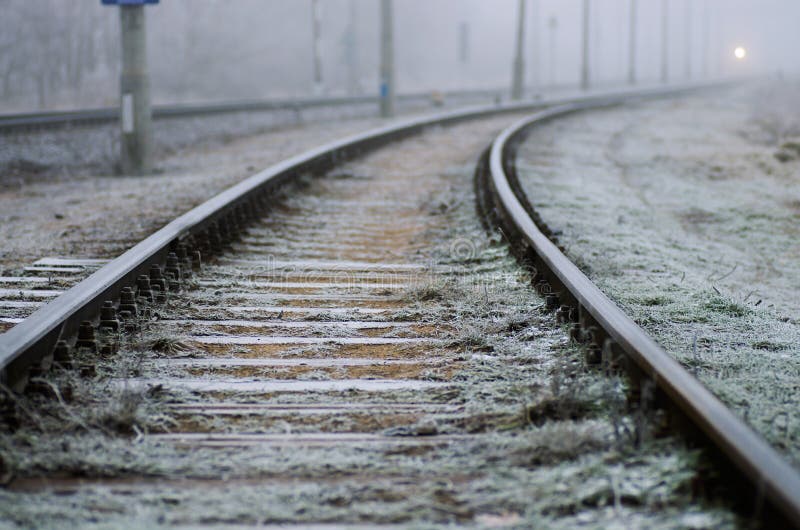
(702, 0, 710, 78)
(458, 21, 470, 91)
(661, 0, 669, 84)
(345, 0, 359, 95)
(548, 16, 558, 88)
(684, 0, 692, 80)
(511, 0, 527, 100)
(459, 22, 470, 64)
(530, 0, 540, 90)
(581, 0, 590, 90)
(379, 0, 395, 118)
(102, 0, 157, 176)
(628, 0, 637, 85)
(311, 0, 323, 95)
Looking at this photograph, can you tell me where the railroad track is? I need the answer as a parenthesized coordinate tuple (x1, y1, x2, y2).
(0, 89, 505, 132)
(478, 104, 800, 526)
(3, 84, 797, 527)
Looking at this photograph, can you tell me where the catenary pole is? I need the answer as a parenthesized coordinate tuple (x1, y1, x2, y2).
(346, 0, 359, 95)
(548, 16, 558, 87)
(684, 0, 692, 80)
(311, 0, 323, 95)
(511, 0, 527, 100)
(581, 0, 590, 90)
(661, 0, 669, 83)
(702, 0, 710, 78)
(459, 22, 470, 64)
(628, 0, 637, 85)
(379, 0, 395, 117)
(530, 0, 540, 90)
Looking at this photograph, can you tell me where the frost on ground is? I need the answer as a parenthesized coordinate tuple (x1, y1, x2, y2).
(0, 95, 492, 186)
(0, 119, 738, 527)
(516, 80, 800, 466)
(0, 95, 495, 275)
(0, 115, 385, 272)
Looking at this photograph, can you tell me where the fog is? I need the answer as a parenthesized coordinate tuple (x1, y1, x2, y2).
(1, 0, 798, 112)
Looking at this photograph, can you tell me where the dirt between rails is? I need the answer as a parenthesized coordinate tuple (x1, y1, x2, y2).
(0, 113, 742, 527)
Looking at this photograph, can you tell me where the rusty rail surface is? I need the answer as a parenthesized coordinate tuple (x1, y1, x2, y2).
(480, 103, 800, 526)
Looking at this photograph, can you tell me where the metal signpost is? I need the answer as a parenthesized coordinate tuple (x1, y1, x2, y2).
(102, 0, 157, 175)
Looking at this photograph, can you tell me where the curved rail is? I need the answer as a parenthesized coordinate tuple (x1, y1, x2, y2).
(0, 84, 717, 392)
(0, 84, 717, 389)
(482, 103, 800, 525)
(0, 92, 564, 385)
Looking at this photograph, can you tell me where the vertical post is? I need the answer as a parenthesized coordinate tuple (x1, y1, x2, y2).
(548, 16, 558, 88)
(530, 0, 540, 90)
(628, 0, 637, 85)
(379, 0, 395, 118)
(345, 0, 359, 95)
(119, 5, 152, 175)
(661, 0, 669, 84)
(311, 0, 323, 95)
(459, 22, 470, 64)
(684, 0, 692, 80)
(458, 21, 470, 91)
(511, 0, 527, 100)
(702, 0, 710, 78)
(581, 0, 590, 90)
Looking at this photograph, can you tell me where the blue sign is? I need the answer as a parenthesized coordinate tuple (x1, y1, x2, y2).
(102, 0, 159, 5)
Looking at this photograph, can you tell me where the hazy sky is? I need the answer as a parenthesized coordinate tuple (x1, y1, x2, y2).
(2, 0, 799, 110)
(357, 0, 799, 88)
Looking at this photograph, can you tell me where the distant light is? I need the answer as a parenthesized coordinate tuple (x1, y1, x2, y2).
(734, 47, 747, 60)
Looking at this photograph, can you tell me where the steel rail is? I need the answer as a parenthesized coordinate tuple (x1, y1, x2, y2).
(485, 104, 800, 525)
(0, 89, 506, 132)
(0, 83, 717, 389)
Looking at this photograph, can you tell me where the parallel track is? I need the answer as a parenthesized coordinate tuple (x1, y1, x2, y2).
(0, 89, 505, 132)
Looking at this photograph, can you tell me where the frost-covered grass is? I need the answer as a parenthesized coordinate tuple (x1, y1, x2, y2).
(516, 81, 800, 467)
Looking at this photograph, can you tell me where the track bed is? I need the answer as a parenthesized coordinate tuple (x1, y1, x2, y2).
(0, 115, 736, 528)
